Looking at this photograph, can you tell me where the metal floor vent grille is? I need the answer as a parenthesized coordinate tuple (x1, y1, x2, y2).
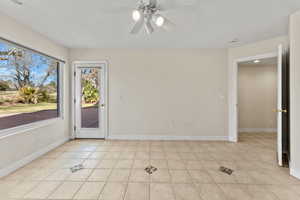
(219, 166, 233, 175)
(70, 164, 84, 173)
(145, 165, 157, 174)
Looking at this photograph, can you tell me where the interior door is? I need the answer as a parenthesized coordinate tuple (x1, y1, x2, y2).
(277, 45, 290, 166)
(277, 44, 283, 166)
(74, 62, 107, 138)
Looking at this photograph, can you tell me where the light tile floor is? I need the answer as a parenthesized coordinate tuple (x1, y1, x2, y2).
(1, 133, 300, 200)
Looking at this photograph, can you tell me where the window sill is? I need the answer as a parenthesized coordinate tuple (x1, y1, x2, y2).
(0, 118, 63, 140)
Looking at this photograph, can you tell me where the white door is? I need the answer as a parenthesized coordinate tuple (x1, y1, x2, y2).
(277, 45, 283, 166)
(74, 62, 107, 139)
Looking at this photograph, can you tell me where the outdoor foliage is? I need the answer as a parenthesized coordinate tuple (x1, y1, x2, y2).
(0, 48, 58, 90)
(0, 42, 60, 128)
(38, 89, 51, 102)
(0, 81, 10, 91)
(18, 86, 54, 104)
(0, 43, 58, 107)
(18, 86, 39, 104)
(82, 80, 99, 103)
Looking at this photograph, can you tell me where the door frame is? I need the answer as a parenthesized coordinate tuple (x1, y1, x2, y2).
(228, 52, 277, 142)
(71, 61, 109, 139)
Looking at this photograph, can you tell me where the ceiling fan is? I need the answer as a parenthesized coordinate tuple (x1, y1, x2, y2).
(130, 0, 175, 34)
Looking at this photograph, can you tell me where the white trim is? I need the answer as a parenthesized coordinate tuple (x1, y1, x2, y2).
(277, 45, 283, 166)
(108, 135, 228, 141)
(228, 52, 278, 143)
(71, 61, 76, 139)
(0, 137, 69, 178)
(72, 61, 109, 139)
(0, 118, 63, 140)
(238, 128, 277, 133)
(290, 168, 300, 180)
(59, 62, 65, 120)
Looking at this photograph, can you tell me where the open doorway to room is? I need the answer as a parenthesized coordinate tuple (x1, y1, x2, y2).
(237, 57, 278, 161)
(238, 57, 278, 134)
(231, 46, 290, 167)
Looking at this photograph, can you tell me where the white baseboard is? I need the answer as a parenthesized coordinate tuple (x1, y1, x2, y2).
(228, 136, 238, 142)
(0, 137, 69, 178)
(239, 128, 277, 133)
(107, 135, 228, 141)
(290, 168, 300, 180)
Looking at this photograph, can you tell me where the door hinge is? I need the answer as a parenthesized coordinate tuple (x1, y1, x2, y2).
(74, 126, 76, 131)
(74, 71, 76, 76)
(74, 99, 76, 104)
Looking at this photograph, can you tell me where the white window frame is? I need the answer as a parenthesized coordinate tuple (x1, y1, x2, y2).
(0, 39, 65, 139)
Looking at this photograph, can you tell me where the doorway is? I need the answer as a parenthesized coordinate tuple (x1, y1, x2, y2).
(73, 61, 108, 139)
(229, 45, 290, 167)
(238, 57, 277, 134)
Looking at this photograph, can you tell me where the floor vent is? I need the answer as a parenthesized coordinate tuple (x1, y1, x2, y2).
(70, 164, 84, 173)
(219, 166, 233, 175)
(145, 165, 157, 174)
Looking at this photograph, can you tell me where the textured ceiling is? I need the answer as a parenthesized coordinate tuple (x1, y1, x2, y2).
(0, 0, 300, 48)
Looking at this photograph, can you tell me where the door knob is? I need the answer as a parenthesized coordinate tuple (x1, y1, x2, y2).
(273, 109, 287, 113)
(101, 104, 105, 107)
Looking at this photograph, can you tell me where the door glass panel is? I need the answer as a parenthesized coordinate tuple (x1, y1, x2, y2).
(80, 68, 100, 128)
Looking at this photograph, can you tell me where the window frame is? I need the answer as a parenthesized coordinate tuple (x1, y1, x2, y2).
(0, 38, 64, 138)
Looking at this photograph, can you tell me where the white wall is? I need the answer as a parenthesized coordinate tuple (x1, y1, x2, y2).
(228, 36, 288, 141)
(70, 49, 228, 140)
(0, 12, 70, 176)
(290, 10, 300, 179)
(238, 64, 277, 132)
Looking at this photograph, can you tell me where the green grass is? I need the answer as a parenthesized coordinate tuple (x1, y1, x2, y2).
(0, 102, 57, 115)
(0, 90, 57, 115)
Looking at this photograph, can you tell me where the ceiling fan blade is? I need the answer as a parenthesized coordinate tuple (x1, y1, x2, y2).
(149, 0, 157, 7)
(161, 17, 175, 31)
(11, 0, 23, 5)
(130, 18, 144, 34)
(144, 20, 154, 34)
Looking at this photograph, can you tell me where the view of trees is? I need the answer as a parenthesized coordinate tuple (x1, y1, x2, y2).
(0, 42, 59, 117)
(0, 41, 100, 130)
(81, 68, 100, 104)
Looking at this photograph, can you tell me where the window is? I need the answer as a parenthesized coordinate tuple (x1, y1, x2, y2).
(0, 39, 62, 131)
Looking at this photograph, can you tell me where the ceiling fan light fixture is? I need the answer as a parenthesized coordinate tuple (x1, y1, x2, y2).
(155, 16, 165, 27)
(132, 9, 142, 21)
(130, 0, 175, 34)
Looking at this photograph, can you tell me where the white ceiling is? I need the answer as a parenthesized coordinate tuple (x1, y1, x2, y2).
(0, 0, 300, 48)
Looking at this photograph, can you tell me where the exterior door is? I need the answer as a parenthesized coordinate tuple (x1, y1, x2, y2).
(74, 62, 107, 138)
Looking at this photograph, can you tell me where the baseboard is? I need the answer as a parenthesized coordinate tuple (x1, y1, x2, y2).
(228, 136, 237, 142)
(0, 137, 69, 178)
(107, 135, 228, 141)
(290, 168, 300, 180)
(239, 128, 277, 133)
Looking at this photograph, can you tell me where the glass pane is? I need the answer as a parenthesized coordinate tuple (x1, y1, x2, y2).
(0, 41, 60, 130)
(80, 68, 100, 128)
